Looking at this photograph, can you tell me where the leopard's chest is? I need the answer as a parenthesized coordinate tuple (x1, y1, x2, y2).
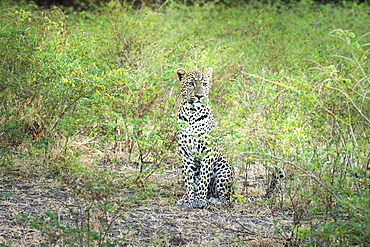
(178, 103, 214, 136)
(177, 103, 215, 155)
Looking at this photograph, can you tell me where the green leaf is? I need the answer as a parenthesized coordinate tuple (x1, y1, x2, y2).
(351, 42, 360, 49)
(348, 32, 356, 39)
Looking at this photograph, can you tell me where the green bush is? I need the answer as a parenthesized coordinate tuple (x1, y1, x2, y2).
(0, 0, 369, 245)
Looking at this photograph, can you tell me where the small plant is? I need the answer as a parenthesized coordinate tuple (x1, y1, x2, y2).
(16, 205, 120, 246)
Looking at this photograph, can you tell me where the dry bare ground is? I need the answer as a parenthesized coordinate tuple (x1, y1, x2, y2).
(0, 148, 290, 246)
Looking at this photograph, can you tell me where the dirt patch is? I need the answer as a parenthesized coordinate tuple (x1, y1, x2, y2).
(0, 174, 289, 246)
(0, 177, 73, 246)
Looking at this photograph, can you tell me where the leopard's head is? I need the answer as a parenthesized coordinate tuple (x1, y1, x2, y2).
(176, 68, 213, 104)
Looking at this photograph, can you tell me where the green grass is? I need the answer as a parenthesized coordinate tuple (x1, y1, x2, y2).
(0, 0, 369, 246)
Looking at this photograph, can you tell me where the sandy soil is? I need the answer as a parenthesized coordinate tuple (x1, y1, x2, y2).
(0, 168, 290, 247)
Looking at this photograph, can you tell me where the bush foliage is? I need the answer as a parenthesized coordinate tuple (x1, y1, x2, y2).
(0, 0, 369, 245)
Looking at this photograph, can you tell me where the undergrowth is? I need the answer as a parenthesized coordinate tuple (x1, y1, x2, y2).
(0, 0, 369, 245)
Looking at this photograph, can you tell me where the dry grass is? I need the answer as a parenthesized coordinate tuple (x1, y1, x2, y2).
(0, 179, 289, 246)
(0, 141, 291, 246)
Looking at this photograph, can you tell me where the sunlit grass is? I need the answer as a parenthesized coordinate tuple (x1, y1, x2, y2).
(0, 0, 369, 245)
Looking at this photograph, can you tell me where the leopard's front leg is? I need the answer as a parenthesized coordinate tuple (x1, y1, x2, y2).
(193, 155, 214, 208)
(177, 156, 199, 208)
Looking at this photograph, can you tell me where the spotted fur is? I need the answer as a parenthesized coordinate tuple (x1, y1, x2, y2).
(176, 68, 234, 208)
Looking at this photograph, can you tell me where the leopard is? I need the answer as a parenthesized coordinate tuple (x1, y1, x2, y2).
(175, 67, 234, 208)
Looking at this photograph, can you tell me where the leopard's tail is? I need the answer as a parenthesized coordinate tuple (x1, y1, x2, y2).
(263, 166, 285, 199)
(243, 166, 286, 201)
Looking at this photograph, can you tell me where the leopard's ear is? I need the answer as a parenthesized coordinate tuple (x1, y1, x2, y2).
(176, 68, 187, 81)
(204, 67, 213, 78)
